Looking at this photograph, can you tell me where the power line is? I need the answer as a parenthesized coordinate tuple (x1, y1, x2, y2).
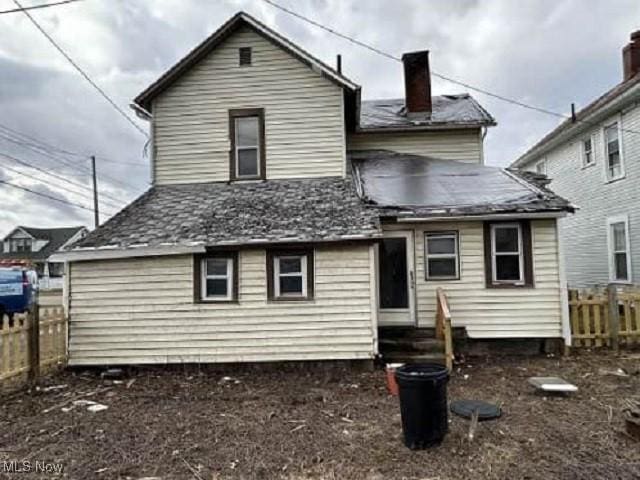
(0, 0, 84, 15)
(0, 179, 97, 214)
(13, 0, 148, 139)
(0, 160, 118, 215)
(260, 0, 640, 137)
(0, 151, 125, 209)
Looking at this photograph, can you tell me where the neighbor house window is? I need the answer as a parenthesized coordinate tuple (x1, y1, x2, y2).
(10, 238, 31, 253)
(194, 253, 238, 302)
(229, 108, 265, 181)
(267, 249, 314, 301)
(239, 47, 252, 66)
(582, 135, 595, 167)
(484, 222, 533, 287)
(425, 231, 459, 280)
(607, 216, 632, 283)
(604, 122, 623, 181)
(535, 160, 546, 175)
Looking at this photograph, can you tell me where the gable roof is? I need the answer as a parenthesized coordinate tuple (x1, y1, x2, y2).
(0, 226, 87, 260)
(359, 94, 496, 132)
(512, 73, 640, 168)
(351, 150, 573, 219)
(134, 11, 359, 112)
(66, 178, 380, 252)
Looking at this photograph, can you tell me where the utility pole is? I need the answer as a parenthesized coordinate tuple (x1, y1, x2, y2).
(91, 155, 99, 228)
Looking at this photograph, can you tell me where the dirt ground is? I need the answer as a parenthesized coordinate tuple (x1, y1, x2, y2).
(1, 351, 640, 480)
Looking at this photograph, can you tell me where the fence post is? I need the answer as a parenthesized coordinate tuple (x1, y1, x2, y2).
(28, 303, 40, 382)
(608, 284, 620, 353)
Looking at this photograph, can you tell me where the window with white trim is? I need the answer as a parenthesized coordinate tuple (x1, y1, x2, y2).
(491, 223, 524, 284)
(425, 231, 459, 280)
(201, 257, 234, 301)
(229, 108, 264, 181)
(604, 122, 623, 181)
(9, 238, 32, 253)
(268, 249, 314, 301)
(607, 216, 632, 282)
(582, 135, 595, 167)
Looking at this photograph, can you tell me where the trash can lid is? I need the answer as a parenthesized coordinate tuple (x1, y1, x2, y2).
(395, 363, 449, 383)
(450, 400, 501, 420)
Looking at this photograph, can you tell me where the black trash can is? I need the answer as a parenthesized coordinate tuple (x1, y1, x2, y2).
(395, 363, 449, 449)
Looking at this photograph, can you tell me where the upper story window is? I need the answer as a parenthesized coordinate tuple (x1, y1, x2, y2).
(484, 221, 533, 288)
(604, 122, 623, 181)
(229, 108, 265, 181)
(582, 135, 595, 167)
(10, 238, 32, 253)
(607, 215, 632, 283)
(239, 47, 252, 66)
(535, 160, 546, 175)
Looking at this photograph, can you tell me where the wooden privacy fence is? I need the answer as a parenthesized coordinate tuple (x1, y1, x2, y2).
(569, 286, 640, 348)
(0, 306, 67, 385)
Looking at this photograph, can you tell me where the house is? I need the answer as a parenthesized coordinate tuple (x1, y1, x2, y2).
(511, 31, 640, 288)
(0, 226, 88, 290)
(51, 11, 573, 366)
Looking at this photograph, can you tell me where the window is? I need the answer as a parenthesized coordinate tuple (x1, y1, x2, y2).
(535, 160, 547, 175)
(239, 47, 252, 66)
(604, 122, 623, 180)
(194, 253, 238, 302)
(484, 222, 533, 287)
(10, 238, 31, 253)
(425, 231, 459, 280)
(607, 216, 632, 283)
(267, 249, 314, 301)
(229, 108, 265, 181)
(582, 135, 595, 167)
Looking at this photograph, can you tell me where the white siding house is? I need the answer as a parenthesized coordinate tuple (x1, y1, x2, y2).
(512, 31, 640, 288)
(54, 11, 574, 366)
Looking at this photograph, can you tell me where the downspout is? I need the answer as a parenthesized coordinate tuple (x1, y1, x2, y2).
(556, 217, 572, 349)
(130, 103, 154, 185)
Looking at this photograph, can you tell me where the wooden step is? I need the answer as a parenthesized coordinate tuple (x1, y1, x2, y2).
(381, 352, 447, 365)
(379, 337, 444, 353)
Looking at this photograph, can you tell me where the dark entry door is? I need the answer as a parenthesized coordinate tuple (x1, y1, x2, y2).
(378, 231, 415, 325)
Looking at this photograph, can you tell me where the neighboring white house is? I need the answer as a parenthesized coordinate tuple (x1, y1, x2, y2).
(0, 226, 88, 289)
(52, 11, 573, 366)
(512, 31, 640, 288)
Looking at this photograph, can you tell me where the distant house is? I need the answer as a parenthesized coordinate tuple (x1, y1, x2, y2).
(53, 11, 573, 367)
(512, 31, 640, 288)
(0, 226, 88, 289)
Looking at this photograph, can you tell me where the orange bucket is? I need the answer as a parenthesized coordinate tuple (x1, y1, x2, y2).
(385, 363, 404, 396)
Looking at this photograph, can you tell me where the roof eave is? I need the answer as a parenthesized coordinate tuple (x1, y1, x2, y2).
(512, 78, 640, 169)
(134, 11, 359, 112)
(355, 121, 496, 134)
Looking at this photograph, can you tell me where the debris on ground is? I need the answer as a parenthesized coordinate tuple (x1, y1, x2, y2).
(528, 376, 578, 393)
(2, 352, 640, 479)
(598, 367, 630, 377)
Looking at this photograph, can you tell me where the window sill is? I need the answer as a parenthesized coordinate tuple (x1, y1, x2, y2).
(196, 299, 239, 305)
(425, 277, 460, 282)
(581, 162, 595, 170)
(486, 283, 534, 289)
(269, 297, 314, 303)
(605, 175, 626, 184)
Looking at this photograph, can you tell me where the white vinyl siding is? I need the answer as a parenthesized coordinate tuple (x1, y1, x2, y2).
(384, 220, 563, 338)
(67, 244, 375, 365)
(520, 105, 640, 287)
(347, 129, 483, 164)
(153, 26, 346, 184)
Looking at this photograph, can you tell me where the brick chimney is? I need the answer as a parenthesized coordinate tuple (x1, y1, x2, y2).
(623, 30, 640, 81)
(402, 50, 432, 117)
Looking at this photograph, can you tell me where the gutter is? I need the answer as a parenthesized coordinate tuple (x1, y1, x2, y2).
(395, 211, 569, 223)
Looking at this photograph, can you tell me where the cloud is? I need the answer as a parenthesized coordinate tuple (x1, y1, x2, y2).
(0, 0, 637, 236)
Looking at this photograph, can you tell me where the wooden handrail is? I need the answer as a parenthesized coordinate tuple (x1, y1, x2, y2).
(435, 287, 454, 371)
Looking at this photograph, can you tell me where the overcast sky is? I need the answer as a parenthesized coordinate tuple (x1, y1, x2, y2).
(0, 0, 638, 236)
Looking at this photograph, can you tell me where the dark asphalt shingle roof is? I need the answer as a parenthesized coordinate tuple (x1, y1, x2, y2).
(359, 94, 496, 131)
(351, 150, 573, 218)
(0, 226, 86, 260)
(73, 178, 381, 250)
